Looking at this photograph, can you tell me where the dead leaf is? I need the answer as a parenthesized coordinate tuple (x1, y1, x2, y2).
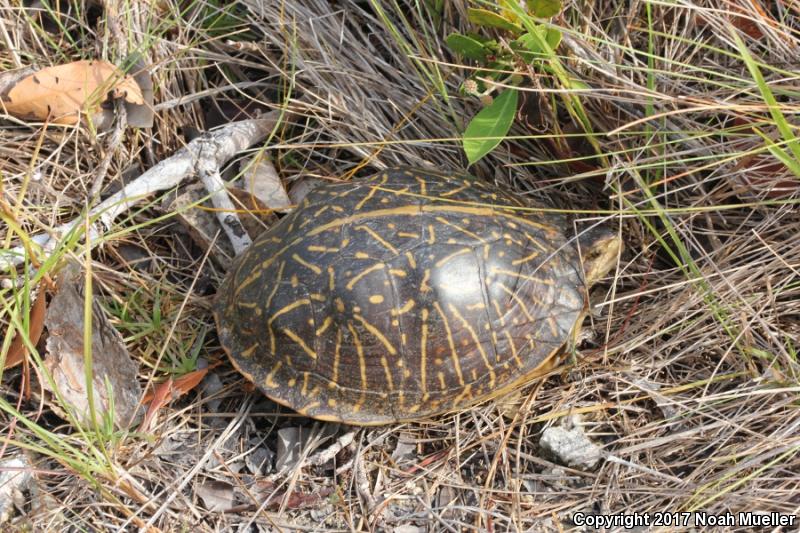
(275, 425, 339, 471)
(693, 1, 776, 41)
(43, 263, 143, 429)
(125, 55, 154, 129)
(1, 60, 144, 125)
(239, 157, 292, 213)
(4, 289, 46, 370)
(244, 441, 275, 475)
(732, 153, 800, 200)
(141, 366, 212, 404)
(139, 376, 173, 433)
(140, 361, 221, 432)
(196, 480, 235, 512)
(391, 432, 417, 463)
(0, 67, 37, 98)
(282, 486, 333, 510)
(248, 478, 334, 511)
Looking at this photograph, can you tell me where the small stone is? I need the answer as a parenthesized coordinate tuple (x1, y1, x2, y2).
(245, 443, 275, 475)
(393, 526, 425, 533)
(539, 423, 601, 470)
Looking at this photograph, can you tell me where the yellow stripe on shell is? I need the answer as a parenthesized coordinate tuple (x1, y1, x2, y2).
(292, 253, 322, 274)
(448, 302, 496, 389)
(433, 301, 464, 387)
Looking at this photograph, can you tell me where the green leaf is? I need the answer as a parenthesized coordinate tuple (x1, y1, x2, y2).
(509, 26, 561, 63)
(526, 0, 562, 18)
(445, 33, 488, 61)
(463, 89, 519, 165)
(467, 8, 523, 33)
(545, 27, 562, 49)
(517, 27, 561, 53)
(511, 27, 561, 63)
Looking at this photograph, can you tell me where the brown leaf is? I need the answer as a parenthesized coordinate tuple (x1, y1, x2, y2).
(248, 479, 333, 511)
(43, 263, 143, 428)
(140, 375, 173, 433)
(197, 480, 235, 512)
(4, 290, 46, 370)
(140, 362, 220, 431)
(732, 153, 800, 199)
(1, 60, 144, 125)
(693, 0, 774, 40)
(141, 366, 209, 404)
(283, 487, 333, 510)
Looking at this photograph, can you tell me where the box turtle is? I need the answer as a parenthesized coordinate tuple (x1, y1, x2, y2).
(214, 167, 621, 425)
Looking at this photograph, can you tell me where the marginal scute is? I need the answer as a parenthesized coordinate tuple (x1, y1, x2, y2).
(214, 167, 589, 425)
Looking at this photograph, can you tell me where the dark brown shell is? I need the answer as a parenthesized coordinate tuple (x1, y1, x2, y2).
(214, 167, 586, 424)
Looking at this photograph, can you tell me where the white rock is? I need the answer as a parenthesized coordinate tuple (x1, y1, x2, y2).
(539, 424, 601, 469)
(393, 526, 425, 533)
(0, 456, 33, 524)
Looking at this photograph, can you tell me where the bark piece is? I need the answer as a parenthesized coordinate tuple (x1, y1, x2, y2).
(43, 264, 143, 429)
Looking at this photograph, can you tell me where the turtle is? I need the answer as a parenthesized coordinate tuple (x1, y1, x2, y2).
(214, 167, 622, 425)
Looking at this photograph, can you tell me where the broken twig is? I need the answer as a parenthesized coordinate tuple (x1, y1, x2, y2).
(0, 109, 291, 270)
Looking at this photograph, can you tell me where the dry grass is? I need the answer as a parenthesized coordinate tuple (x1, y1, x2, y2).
(1, 0, 800, 531)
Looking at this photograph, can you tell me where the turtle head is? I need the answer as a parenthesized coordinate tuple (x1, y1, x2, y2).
(576, 225, 622, 287)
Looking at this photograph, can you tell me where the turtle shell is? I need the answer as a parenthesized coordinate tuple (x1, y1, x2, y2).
(214, 167, 587, 425)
